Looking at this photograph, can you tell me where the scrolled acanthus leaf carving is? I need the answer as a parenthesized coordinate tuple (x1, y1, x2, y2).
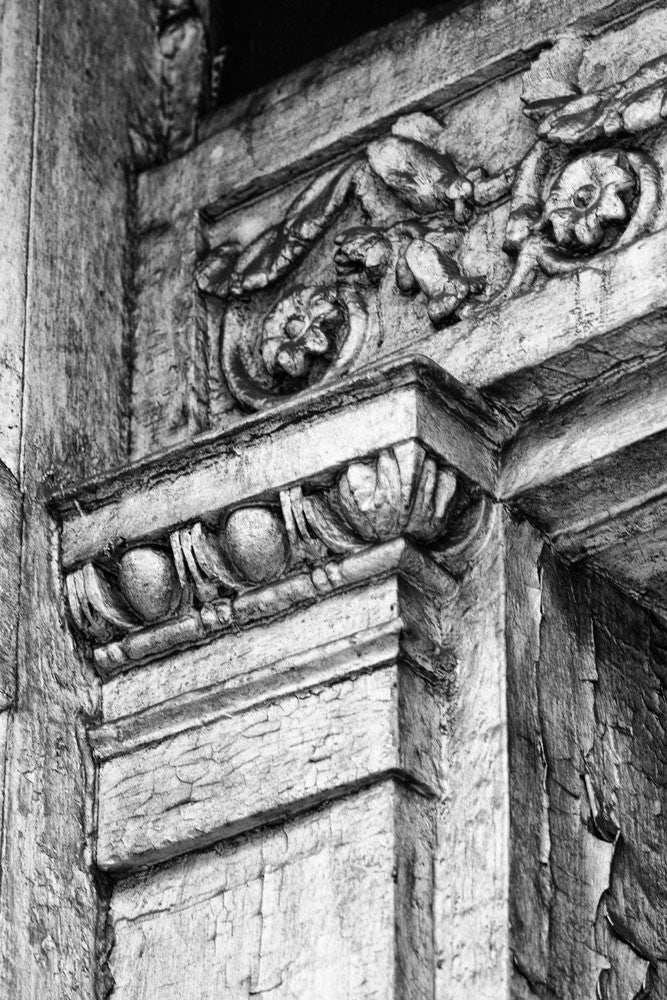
(198, 113, 492, 412)
(504, 41, 667, 294)
(64, 444, 490, 649)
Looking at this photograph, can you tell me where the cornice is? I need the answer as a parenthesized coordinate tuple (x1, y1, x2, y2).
(56, 346, 667, 665)
(58, 29, 667, 662)
(50, 356, 502, 518)
(61, 440, 493, 672)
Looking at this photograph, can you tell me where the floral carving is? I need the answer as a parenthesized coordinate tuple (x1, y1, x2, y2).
(543, 151, 635, 251)
(503, 43, 666, 295)
(261, 287, 344, 380)
(366, 133, 473, 223)
(332, 227, 391, 284)
(222, 284, 368, 411)
(197, 113, 494, 410)
(527, 52, 667, 146)
(334, 218, 477, 328)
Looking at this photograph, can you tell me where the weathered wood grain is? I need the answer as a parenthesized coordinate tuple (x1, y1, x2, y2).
(434, 503, 511, 999)
(109, 784, 435, 1000)
(505, 518, 551, 994)
(0, 0, 38, 479)
(507, 525, 667, 997)
(427, 228, 667, 409)
(0, 464, 22, 709)
(0, 0, 159, 996)
(130, 212, 207, 457)
(100, 575, 404, 726)
(10, 0, 667, 995)
(97, 657, 440, 870)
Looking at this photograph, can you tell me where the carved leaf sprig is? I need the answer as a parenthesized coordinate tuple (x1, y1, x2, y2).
(502, 44, 667, 297)
(334, 218, 477, 327)
(205, 111, 497, 413)
(521, 35, 586, 117)
(333, 227, 392, 284)
(398, 238, 472, 327)
(171, 522, 238, 602)
(202, 111, 480, 313)
(536, 55, 667, 145)
(228, 162, 360, 297)
(367, 137, 472, 225)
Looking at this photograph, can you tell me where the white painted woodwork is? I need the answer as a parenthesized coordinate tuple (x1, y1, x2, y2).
(110, 784, 435, 1000)
(5, 0, 667, 995)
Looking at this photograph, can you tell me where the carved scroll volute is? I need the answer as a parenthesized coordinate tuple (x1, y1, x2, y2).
(504, 40, 667, 294)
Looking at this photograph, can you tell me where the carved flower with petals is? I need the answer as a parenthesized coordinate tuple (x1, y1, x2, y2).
(542, 150, 636, 251)
(261, 287, 345, 380)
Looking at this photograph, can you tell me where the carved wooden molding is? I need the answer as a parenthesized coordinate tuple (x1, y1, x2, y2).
(64, 442, 491, 672)
(90, 537, 456, 871)
(191, 46, 667, 415)
(197, 111, 503, 410)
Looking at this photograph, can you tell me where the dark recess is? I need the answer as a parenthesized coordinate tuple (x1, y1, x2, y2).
(211, 0, 469, 102)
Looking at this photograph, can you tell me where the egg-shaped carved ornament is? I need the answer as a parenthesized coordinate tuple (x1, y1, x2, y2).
(221, 283, 369, 412)
(221, 507, 291, 584)
(118, 546, 181, 623)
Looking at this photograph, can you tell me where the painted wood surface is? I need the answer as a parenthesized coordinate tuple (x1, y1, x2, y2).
(109, 784, 435, 1000)
(0, 0, 159, 996)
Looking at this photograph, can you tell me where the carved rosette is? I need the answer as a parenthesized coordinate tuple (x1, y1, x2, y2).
(222, 283, 370, 410)
(505, 144, 661, 293)
(504, 43, 667, 294)
(64, 444, 490, 658)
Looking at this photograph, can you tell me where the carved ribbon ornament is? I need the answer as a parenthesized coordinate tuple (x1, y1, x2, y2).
(198, 113, 495, 411)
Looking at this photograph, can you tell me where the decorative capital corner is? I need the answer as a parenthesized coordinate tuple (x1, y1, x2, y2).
(62, 440, 492, 672)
